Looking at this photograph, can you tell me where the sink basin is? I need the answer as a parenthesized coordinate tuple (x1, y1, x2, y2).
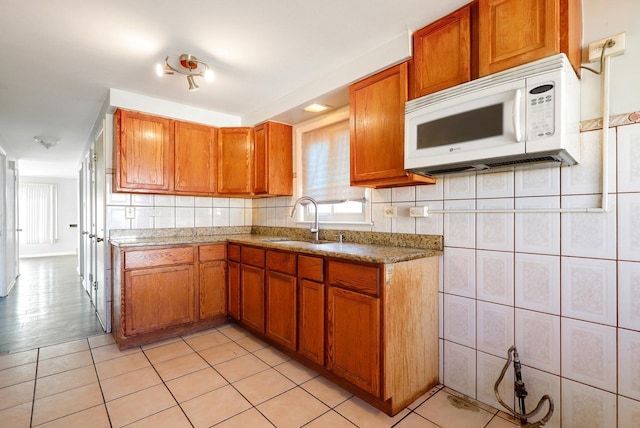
(273, 239, 334, 245)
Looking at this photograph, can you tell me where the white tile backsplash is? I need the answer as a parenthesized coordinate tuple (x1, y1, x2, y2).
(416, 179, 443, 201)
(443, 294, 476, 347)
(444, 199, 475, 248)
(391, 202, 416, 234)
(194, 207, 214, 227)
(154, 206, 176, 228)
(518, 367, 561, 428)
(514, 196, 560, 255)
(476, 250, 514, 306)
(416, 201, 443, 235)
(154, 194, 176, 206)
(515, 309, 560, 374)
(618, 192, 640, 261)
(391, 186, 415, 202)
(561, 128, 617, 195)
(514, 253, 560, 315)
(619, 261, 640, 331)
(561, 194, 617, 259)
(476, 199, 514, 251)
(515, 165, 560, 197)
(476, 351, 512, 411)
(476, 301, 513, 357)
(444, 173, 476, 200)
(619, 328, 640, 401)
(477, 171, 514, 199)
(175, 207, 195, 227)
(443, 247, 476, 298)
(618, 123, 640, 192)
(561, 378, 616, 428)
(618, 396, 640, 428)
(443, 341, 476, 399)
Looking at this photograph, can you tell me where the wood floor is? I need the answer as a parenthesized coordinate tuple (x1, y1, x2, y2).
(0, 255, 105, 355)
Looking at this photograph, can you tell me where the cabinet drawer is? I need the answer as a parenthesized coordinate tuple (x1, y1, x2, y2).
(327, 260, 379, 296)
(299, 255, 323, 282)
(199, 244, 226, 262)
(241, 246, 265, 267)
(124, 246, 194, 270)
(227, 244, 241, 262)
(266, 250, 296, 275)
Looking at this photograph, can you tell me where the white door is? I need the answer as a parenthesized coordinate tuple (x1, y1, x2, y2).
(93, 125, 109, 331)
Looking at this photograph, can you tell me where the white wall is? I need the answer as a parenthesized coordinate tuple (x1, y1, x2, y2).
(20, 176, 78, 258)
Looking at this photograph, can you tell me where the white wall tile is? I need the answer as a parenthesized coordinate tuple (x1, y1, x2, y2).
(371, 203, 392, 233)
(391, 186, 415, 202)
(477, 250, 514, 306)
(175, 196, 195, 207)
(212, 197, 230, 208)
(244, 208, 253, 226)
(515, 309, 560, 374)
(194, 207, 213, 227)
(154, 206, 176, 228)
(515, 166, 560, 197)
(477, 199, 514, 251)
(476, 351, 512, 411)
(618, 193, 640, 261)
(561, 318, 616, 392)
(476, 301, 513, 357)
(175, 207, 194, 228)
(105, 177, 130, 206)
(618, 396, 640, 428)
(131, 194, 153, 206)
(515, 253, 560, 315)
(561, 378, 616, 428)
(391, 202, 416, 234)
(130, 206, 154, 229)
(229, 198, 245, 208)
(561, 257, 616, 325)
(477, 171, 514, 199)
(438, 292, 444, 338)
(194, 197, 213, 208)
(444, 199, 475, 248)
(416, 201, 443, 235)
(561, 128, 617, 195)
(154, 195, 175, 206)
(106, 206, 129, 231)
(619, 329, 640, 401)
(371, 188, 391, 203)
(514, 196, 560, 255)
(561, 194, 617, 259)
(443, 247, 476, 298)
(618, 123, 640, 192)
(443, 341, 476, 399)
(213, 207, 230, 227)
(443, 294, 476, 347)
(444, 173, 476, 199)
(416, 180, 443, 201)
(229, 208, 244, 227)
(439, 339, 444, 384)
(518, 367, 561, 428)
(619, 261, 640, 331)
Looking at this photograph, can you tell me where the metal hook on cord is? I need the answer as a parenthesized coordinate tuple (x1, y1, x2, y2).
(494, 346, 554, 427)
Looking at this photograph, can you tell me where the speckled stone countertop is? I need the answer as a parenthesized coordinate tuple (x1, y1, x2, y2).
(109, 226, 442, 264)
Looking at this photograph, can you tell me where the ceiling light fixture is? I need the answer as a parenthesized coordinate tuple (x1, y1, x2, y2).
(303, 103, 331, 113)
(34, 136, 59, 150)
(156, 54, 214, 91)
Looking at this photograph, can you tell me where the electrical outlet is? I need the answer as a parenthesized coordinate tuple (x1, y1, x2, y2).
(124, 207, 135, 219)
(383, 206, 397, 218)
(409, 206, 429, 217)
(588, 32, 626, 62)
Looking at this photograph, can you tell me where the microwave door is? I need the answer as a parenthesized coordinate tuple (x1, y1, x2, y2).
(406, 80, 526, 169)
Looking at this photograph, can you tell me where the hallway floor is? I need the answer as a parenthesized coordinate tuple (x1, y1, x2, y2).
(0, 256, 520, 427)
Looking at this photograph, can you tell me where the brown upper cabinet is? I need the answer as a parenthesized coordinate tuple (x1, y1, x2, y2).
(217, 127, 253, 195)
(349, 62, 435, 188)
(410, 3, 472, 99)
(174, 121, 217, 195)
(252, 121, 293, 196)
(477, 0, 582, 77)
(114, 109, 174, 193)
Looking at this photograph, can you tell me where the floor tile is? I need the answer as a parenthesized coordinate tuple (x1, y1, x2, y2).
(393, 412, 440, 427)
(274, 358, 318, 384)
(95, 351, 151, 381)
(143, 340, 194, 365)
(181, 384, 252, 428)
(486, 415, 520, 427)
(235, 334, 267, 352)
(90, 342, 141, 364)
(335, 396, 409, 428)
(36, 350, 93, 378)
(217, 324, 250, 341)
(34, 404, 110, 428)
(405, 384, 443, 410)
(38, 339, 89, 360)
(213, 408, 275, 428)
(0, 349, 37, 371)
(257, 386, 330, 428)
(34, 365, 97, 399)
(166, 367, 229, 403)
(100, 366, 162, 402)
(301, 375, 353, 408)
(87, 333, 116, 349)
(125, 405, 192, 428)
(414, 390, 495, 428)
(214, 353, 270, 383)
(106, 383, 177, 427)
(154, 352, 209, 381)
(0, 401, 32, 428)
(0, 380, 35, 411)
(198, 341, 248, 366)
(233, 367, 296, 405)
(304, 410, 358, 427)
(253, 346, 291, 367)
(31, 382, 103, 426)
(0, 362, 36, 388)
(183, 329, 230, 352)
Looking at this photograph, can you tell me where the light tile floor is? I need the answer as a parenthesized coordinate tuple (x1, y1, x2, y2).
(0, 323, 520, 427)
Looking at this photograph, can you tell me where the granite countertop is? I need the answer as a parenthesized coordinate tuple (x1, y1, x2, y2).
(109, 227, 442, 264)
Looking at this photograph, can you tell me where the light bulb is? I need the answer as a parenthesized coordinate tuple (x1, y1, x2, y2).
(204, 68, 214, 82)
(155, 63, 164, 77)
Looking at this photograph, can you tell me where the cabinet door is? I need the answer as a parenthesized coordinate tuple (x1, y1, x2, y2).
(266, 270, 297, 350)
(175, 121, 216, 195)
(199, 261, 227, 319)
(411, 4, 471, 98)
(241, 264, 265, 332)
(114, 109, 173, 192)
(478, 0, 559, 76)
(227, 260, 241, 320)
(253, 122, 293, 196)
(124, 265, 195, 335)
(327, 285, 380, 396)
(217, 127, 253, 195)
(299, 278, 324, 365)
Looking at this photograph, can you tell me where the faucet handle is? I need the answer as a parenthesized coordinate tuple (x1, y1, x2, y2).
(333, 234, 344, 243)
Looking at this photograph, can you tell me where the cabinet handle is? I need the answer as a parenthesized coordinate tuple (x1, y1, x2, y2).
(88, 233, 95, 238)
(96, 237, 104, 243)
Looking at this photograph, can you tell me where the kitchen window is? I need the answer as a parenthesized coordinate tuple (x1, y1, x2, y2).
(19, 182, 58, 245)
(296, 107, 370, 224)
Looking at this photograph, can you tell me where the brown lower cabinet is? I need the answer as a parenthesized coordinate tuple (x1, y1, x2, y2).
(112, 243, 228, 349)
(229, 243, 439, 416)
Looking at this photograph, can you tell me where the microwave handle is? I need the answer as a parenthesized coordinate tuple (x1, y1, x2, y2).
(513, 89, 522, 142)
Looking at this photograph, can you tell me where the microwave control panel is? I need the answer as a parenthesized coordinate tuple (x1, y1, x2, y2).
(527, 83, 555, 140)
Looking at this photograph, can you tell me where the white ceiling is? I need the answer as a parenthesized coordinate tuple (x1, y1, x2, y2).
(0, 0, 469, 178)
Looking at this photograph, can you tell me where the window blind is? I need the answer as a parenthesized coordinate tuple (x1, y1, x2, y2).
(301, 120, 365, 204)
(19, 183, 58, 245)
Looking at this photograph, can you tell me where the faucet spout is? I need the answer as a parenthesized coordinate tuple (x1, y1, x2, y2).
(291, 196, 319, 241)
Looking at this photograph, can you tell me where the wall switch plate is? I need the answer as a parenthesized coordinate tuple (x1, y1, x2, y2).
(383, 206, 397, 218)
(124, 207, 135, 219)
(409, 206, 429, 217)
(588, 32, 626, 62)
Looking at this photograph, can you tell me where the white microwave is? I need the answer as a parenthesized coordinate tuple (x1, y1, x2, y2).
(404, 54, 580, 176)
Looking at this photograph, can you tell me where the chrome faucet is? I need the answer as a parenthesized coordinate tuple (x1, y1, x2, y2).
(291, 196, 319, 241)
